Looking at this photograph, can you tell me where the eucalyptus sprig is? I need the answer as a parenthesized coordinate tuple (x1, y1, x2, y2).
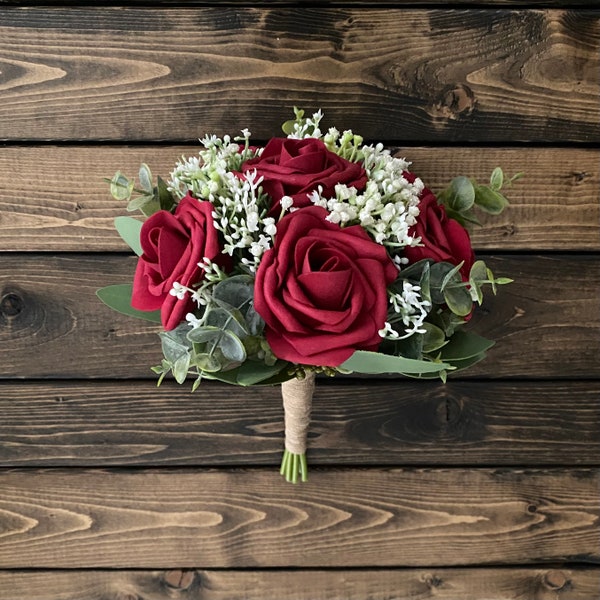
(438, 167, 522, 228)
(106, 163, 175, 217)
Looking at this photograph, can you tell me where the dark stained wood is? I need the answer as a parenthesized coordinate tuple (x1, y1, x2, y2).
(0, 146, 597, 251)
(0, 467, 598, 568)
(1, 254, 598, 379)
(0, 380, 598, 467)
(0, 9, 597, 142)
(0, 567, 598, 600)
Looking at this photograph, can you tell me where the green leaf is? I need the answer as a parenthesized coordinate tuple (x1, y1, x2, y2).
(440, 261, 463, 293)
(186, 326, 222, 344)
(192, 353, 222, 373)
(127, 194, 155, 213)
(340, 350, 450, 375)
(212, 275, 254, 310)
(172, 353, 191, 384)
(218, 330, 247, 362)
(139, 163, 153, 194)
(421, 322, 447, 353)
(447, 176, 475, 212)
(202, 360, 290, 386)
(156, 176, 175, 212)
(469, 260, 488, 303)
(159, 329, 190, 365)
(109, 172, 134, 201)
(439, 330, 495, 361)
(490, 167, 504, 191)
(474, 186, 509, 215)
(235, 360, 289, 386)
(204, 306, 249, 338)
(97, 284, 162, 323)
(281, 119, 296, 135)
(114, 216, 143, 256)
(443, 285, 473, 316)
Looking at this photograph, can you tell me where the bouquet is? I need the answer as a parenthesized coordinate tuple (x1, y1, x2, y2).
(98, 108, 515, 483)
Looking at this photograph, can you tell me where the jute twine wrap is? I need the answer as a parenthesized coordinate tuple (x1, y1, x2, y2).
(281, 372, 316, 455)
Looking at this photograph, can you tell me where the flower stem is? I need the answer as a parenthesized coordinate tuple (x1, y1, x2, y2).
(280, 449, 308, 483)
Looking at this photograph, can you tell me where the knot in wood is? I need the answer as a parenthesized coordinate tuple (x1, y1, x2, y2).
(0, 291, 24, 318)
(433, 83, 476, 119)
(543, 570, 569, 591)
(162, 569, 197, 591)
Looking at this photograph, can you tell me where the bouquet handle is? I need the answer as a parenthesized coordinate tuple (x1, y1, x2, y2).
(280, 372, 316, 483)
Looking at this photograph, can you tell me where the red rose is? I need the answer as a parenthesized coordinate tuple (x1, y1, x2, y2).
(131, 193, 223, 330)
(241, 138, 367, 215)
(403, 176, 474, 280)
(254, 206, 398, 366)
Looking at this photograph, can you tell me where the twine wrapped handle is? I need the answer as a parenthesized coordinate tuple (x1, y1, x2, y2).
(280, 371, 316, 483)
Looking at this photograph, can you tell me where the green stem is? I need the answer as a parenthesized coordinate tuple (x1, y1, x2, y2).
(280, 450, 308, 483)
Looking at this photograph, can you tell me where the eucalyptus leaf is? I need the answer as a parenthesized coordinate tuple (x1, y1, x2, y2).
(204, 306, 249, 338)
(159, 331, 190, 365)
(443, 285, 473, 316)
(340, 350, 450, 375)
(213, 275, 255, 310)
(172, 353, 191, 384)
(218, 330, 247, 362)
(109, 172, 133, 201)
(97, 284, 162, 323)
(114, 216, 143, 256)
(490, 167, 504, 191)
(438, 330, 495, 361)
(447, 176, 475, 212)
(193, 353, 222, 373)
(187, 326, 223, 345)
(440, 262, 463, 293)
(281, 119, 296, 135)
(139, 163, 153, 194)
(127, 194, 155, 213)
(421, 322, 447, 353)
(474, 186, 509, 215)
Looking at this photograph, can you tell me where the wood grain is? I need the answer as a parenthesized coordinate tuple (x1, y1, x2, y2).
(1, 254, 598, 379)
(0, 9, 597, 142)
(0, 146, 597, 251)
(0, 467, 598, 568)
(0, 380, 598, 467)
(0, 567, 598, 600)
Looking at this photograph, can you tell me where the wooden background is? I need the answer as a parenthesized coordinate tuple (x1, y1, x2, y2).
(0, 1, 599, 599)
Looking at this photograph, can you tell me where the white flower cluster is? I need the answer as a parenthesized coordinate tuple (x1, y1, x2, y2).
(168, 132, 279, 274)
(308, 142, 423, 249)
(379, 281, 431, 340)
(169, 129, 257, 201)
(286, 109, 323, 139)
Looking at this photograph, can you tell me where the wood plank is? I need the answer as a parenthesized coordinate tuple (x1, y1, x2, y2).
(0, 567, 598, 600)
(0, 380, 598, 467)
(0, 467, 598, 568)
(0, 8, 597, 142)
(0, 146, 597, 251)
(1, 254, 598, 379)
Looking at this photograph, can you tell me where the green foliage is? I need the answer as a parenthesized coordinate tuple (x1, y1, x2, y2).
(152, 275, 288, 388)
(114, 216, 143, 256)
(340, 350, 451, 375)
(106, 164, 176, 217)
(438, 167, 521, 228)
(96, 284, 161, 323)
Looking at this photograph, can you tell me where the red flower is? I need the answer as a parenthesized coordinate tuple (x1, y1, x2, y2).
(241, 138, 367, 216)
(254, 206, 398, 366)
(131, 193, 224, 330)
(403, 174, 474, 280)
